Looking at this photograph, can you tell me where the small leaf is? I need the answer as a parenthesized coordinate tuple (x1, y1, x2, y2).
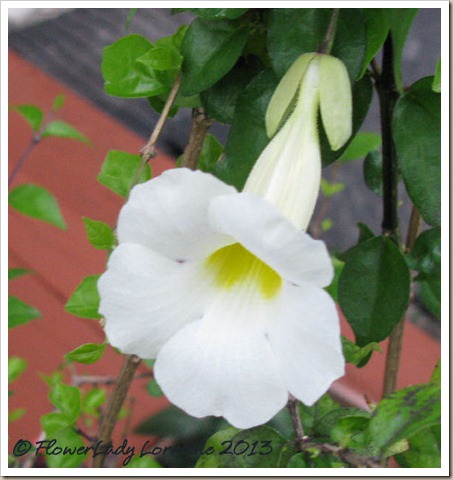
(65, 275, 101, 319)
(197, 134, 223, 173)
(44, 428, 87, 468)
(432, 59, 441, 92)
(181, 17, 249, 96)
(339, 132, 381, 162)
(98, 150, 150, 197)
(9, 184, 67, 229)
(393, 77, 440, 226)
(321, 218, 333, 232)
(324, 256, 344, 303)
(8, 295, 41, 328)
(42, 120, 90, 144)
(338, 236, 411, 345)
(125, 8, 139, 30)
(341, 336, 382, 366)
(147, 378, 164, 397)
(82, 217, 116, 250)
(9, 408, 26, 423)
(8, 268, 31, 280)
(394, 426, 441, 468)
(65, 343, 106, 364)
(8, 357, 27, 383)
(82, 388, 106, 414)
(52, 94, 65, 111)
(10, 104, 43, 132)
(41, 412, 72, 435)
(320, 178, 345, 197)
(363, 150, 383, 195)
(49, 383, 81, 423)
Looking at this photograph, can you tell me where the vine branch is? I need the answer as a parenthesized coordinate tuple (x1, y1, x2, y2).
(181, 107, 214, 170)
(287, 394, 306, 449)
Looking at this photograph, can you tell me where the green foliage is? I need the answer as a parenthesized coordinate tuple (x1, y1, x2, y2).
(98, 150, 151, 197)
(8, 357, 27, 383)
(82, 217, 116, 250)
(363, 151, 383, 195)
(8, 268, 31, 280)
(393, 77, 441, 226)
(81, 387, 106, 414)
(9, 184, 67, 229)
(49, 382, 81, 423)
(53, 94, 65, 111)
(173, 8, 249, 19)
(8, 295, 41, 328)
(324, 256, 344, 303)
(196, 133, 223, 173)
(65, 275, 102, 319)
(320, 178, 345, 197)
(180, 17, 249, 96)
(339, 131, 381, 162)
(432, 59, 441, 92)
(41, 120, 90, 145)
(341, 336, 382, 366)
(124, 456, 162, 468)
(147, 378, 164, 397)
(338, 236, 411, 345)
(64, 343, 106, 364)
(10, 104, 43, 132)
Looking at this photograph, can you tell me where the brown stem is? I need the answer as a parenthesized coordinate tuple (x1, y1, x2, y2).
(72, 371, 152, 387)
(181, 107, 214, 170)
(92, 355, 141, 467)
(382, 206, 421, 397)
(287, 394, 306, 448)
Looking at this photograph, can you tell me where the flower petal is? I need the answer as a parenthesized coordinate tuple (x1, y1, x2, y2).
(117, 169, 236, 261)
(268, 283, 345, 405)
(154, 291, 288, 429)
(209, 192, 333, 288)
(98, 243, 208, 359)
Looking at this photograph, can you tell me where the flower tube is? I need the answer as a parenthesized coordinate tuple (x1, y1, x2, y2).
(98, 53, 352, 429)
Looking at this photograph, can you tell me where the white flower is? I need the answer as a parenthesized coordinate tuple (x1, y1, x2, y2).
(98, 168, 345, 429)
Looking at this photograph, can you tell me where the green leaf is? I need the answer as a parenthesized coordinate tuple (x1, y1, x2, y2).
(98, 150, 150, 197)
(65, 343, 106, 364)
(359, 9, 390, 78)
(8, 268, 31, 280)
(10, 104, 43, 131)
(9, 408, 26, 423)
(49, 382, 81, 423)
(180, 18, 249, 96)
(357, 222, 376, 245)
(410, 227, 441, 279)
(321, 75, 374, 167)
(8, 295, 41, 328)
(196, 426, 287, 468)
(125, 8, 139, 30)
(367, 383, 440, 456)
(81, 388, 106, 414)
(363, 150, 383, 195)
(9, 184, 67, 229)
(147, 378, 164, 397)
(320, 178, 345, 197)
(201, 57, 264, 124)
(338, 236, 411, 345)
(419, 279, 441, 320)
(41, 412, 73, 435)
(124, 456, 162, 468)
(82, 217, 116, 250)
(341, 336, 382, 366)
(394, 425, 441, 468)
(388, 9, 419, 91)
(268, 9, 366, 81)
(173, 8, 249, 19)
(321, 218, 333, 232)
(197, 134, 223, 173)
(52, 94, 65, 112)
(65, 274, 101, 319)
(8, 357, 27, 383)
(213, 69, 279, 190)
(431, 361, 441, 386)
(42, 120, 90, 144)
(287, 452, 309, 468)
(339, 132, 381, 162)
(324, 256, 344, 303)
(330, 415, 370, 449)
(393, 77, 440, 226)
(43, 428, 87, 468)
(432, 58, 441, 92)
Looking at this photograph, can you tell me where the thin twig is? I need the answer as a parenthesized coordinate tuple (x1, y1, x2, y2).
(181, 107, 214, 170)
(318, 9, 340, 55)
(92, 355, 141, 468)
(72, 371, 152, 387)
(287, 394, 306, 448)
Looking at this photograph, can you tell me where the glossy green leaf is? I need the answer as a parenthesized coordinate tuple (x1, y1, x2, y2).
(82, 217, 116, 250)
(368, 383, 440, 456)
(393, 77, 440, 226)
(410, 227, 441, 279)
(173, 8, 249, 19)
(268, 9, 366, 81)
(42, 120, 90, 144)
(341, 336, 382, 366)
(49, 382, 81, 423)
(8, 295, 41, 328)
(394, 425, 441, 468)
(432, 59, 441, 92)
(197, 134, 223, 173)
(324, 256, 344, 303)
(65, 343, 106, 364)
(8, 357, 27, 383)
(388, 9, 419, 91)
(8, 268, 31, 280)
(9, 184, 66, 229)
(65, 275, 101, 319)
(213, 69, 278, 190)
(338, 236, 411, 345)
(180, 18, 249, 96)
(357, 222, 376, 245)
(339, 132, 381, 162)
(98, 150, 150, 197)
(196, 426, 287, 468)
(363, 150, 383, 195)
(201, 58, 264, 124)
(82, 388, 106, 414)
(44, 428, 87, 468)
(359, 9, 390, 78)
(10, 104, 43, 131)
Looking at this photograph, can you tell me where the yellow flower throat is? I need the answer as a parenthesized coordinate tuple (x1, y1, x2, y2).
(205, 243, 282, 299)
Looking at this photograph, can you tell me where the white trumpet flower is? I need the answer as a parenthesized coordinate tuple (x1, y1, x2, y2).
(98, 53, 352, 429)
